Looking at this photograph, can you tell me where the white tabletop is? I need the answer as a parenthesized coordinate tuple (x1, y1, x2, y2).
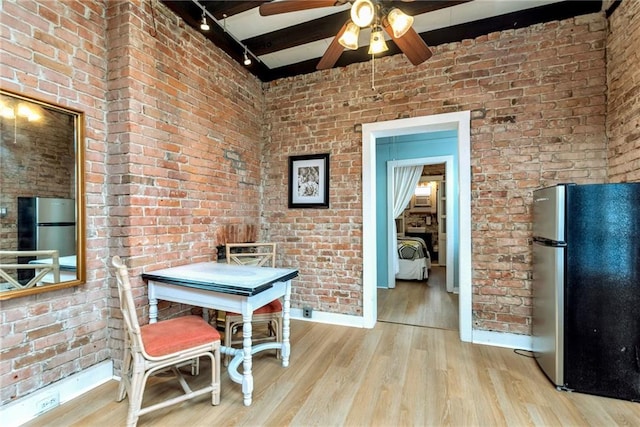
(29, 255, 76, 270)
(142, 262, 298, 296)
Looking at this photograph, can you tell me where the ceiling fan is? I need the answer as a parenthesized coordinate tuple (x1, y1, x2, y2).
(259, 0, 433, 70)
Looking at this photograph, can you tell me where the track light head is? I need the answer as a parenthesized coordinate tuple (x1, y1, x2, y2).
(200, 13, 210, 31)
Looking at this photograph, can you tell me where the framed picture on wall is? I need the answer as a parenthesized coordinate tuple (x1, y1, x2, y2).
(288, 153, 330, 208)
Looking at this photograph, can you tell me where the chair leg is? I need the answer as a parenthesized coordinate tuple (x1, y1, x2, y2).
(117, 346, 132, 402)
(126, 363, 146, 427)
(190, 357, 200, 376)
(127, 372, 144, 427)
(224, 319, 232, 367)
(212, 347, 221, 405)
(275, 318, 282, 359)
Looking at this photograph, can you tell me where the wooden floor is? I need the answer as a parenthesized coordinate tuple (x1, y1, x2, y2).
(378, 266, 458, 330)
(25, 320, 639, 427)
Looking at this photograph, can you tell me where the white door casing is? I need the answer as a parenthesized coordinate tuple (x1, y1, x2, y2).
(362, 111, 472, 342)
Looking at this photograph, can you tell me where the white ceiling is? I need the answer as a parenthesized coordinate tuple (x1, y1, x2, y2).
(215, 0, 565, 69)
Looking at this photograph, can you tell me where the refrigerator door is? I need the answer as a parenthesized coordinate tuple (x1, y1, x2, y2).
(37, 225, 76, 257)
(564, 183, 640, 401)
(533, 185, 566, 243)
(36, 198, 75, 224)
(532, 241, 565, 386)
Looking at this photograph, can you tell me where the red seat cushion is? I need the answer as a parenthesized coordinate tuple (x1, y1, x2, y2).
(141, 315, 220, 357)
(227, 299, 282, 317)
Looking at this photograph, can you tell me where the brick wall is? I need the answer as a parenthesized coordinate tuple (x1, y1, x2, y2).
(104, 0, 264, 365)
(606, 0, 640, 181)
(0, 0, 263, 404)
(0, 0, 111, 404)
(2, 0, 637, 406)
(263, 13, 609, 332)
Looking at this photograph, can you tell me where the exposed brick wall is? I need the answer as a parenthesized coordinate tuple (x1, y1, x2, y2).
(0, 0, 110, 404)
(263, 13, 609, 332)
(1, 0, 263, 404)
(3, 0, 637, 407)
(104, 0, 264, 367)
(606, 0, 640, 182)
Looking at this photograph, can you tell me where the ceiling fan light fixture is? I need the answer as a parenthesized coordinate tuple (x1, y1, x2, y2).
(387, 8, 414, 38)
(368, 26, 388, 55)
(338, 21, 360, 50)
(351, 0, 375, 27)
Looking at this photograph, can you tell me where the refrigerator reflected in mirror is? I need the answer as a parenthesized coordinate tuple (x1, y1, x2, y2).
(18, 197, 77, 283)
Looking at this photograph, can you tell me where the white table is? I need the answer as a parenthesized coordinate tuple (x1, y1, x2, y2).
(142, 262, 298, 406)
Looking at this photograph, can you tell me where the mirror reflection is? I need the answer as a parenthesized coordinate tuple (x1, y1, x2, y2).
(0, 90, 84, 299)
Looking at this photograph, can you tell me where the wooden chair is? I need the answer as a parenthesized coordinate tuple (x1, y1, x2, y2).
(112, 256, 221, 427)
(0, 250, 60, 290)
(223, 243, 282, 365)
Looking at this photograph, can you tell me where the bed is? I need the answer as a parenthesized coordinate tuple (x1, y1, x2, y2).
(395, 236, 431, 280)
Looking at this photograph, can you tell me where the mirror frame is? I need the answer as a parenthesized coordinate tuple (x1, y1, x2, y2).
(0, 89, 85, 300)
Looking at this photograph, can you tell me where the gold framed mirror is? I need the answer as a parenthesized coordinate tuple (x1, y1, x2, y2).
(0, 89, 85, 299)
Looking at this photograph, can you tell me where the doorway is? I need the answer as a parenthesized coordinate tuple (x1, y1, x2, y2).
(361, 111, 472, 342)
(385, 158, 454, 291)
(379, 159, 458, 330)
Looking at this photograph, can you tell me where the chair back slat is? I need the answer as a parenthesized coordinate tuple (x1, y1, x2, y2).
(225, 242, 276, 267)
(0, 250, 60, 289)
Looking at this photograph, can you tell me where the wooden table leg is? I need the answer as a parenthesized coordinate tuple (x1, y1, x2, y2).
(282, 280, 291, 367)
(241, 308, 253, 406)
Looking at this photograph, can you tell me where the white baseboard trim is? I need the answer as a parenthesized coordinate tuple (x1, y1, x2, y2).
(290, 308, 365, 328)
(1, 360, 113, 427)
(290, 310, 534, 352)
(472, 329, 533, 351)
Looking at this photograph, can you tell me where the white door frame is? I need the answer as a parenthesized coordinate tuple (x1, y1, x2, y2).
(362, 111, 472, 342)
(386, 157, 454, 291)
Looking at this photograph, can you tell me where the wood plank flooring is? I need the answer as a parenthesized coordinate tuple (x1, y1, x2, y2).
(378, 266, 458, 330)
(24, 319, 640, 427)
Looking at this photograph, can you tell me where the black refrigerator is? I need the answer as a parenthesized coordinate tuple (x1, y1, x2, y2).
(532, 183, 640, 402)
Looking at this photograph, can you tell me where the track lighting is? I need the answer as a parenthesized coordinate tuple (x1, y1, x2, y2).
(193, 1, 259, 68)
(200, 11, 210, 31)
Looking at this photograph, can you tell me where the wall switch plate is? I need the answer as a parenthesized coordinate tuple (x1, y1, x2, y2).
(302, 306, 313, 318)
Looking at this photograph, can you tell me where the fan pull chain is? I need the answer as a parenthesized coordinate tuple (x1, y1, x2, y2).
(371, 53, 375, 91)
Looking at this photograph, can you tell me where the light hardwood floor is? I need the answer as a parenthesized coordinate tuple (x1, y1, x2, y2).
(378, 266, 458, 330)
(24, 319, 639, 426)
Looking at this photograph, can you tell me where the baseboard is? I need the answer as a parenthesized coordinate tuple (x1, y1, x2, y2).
(0, 360, 113, 427)
(290, 309, 534, 352)
(472, 329, 533, 351)
(290, 308, 365, 328)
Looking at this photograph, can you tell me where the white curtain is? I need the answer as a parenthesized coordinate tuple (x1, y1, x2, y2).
(391, 165, 424, 279)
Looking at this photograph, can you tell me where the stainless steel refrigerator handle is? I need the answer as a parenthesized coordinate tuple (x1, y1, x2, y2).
(533, 237, 567, 247)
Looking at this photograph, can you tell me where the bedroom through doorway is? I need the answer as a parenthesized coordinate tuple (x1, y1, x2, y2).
(378, 161, 459, 330)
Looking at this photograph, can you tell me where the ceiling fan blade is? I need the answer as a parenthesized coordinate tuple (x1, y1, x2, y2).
(383, 23, 432, 66)
(316, 21, 349, 70)
(259, 0, 339, 16)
